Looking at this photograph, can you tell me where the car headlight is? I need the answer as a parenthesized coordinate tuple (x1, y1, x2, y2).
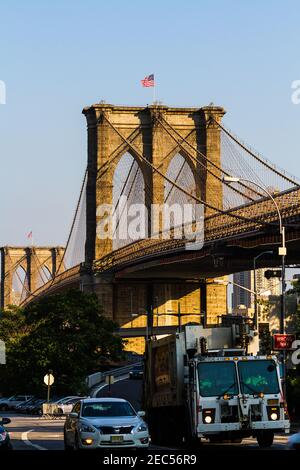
(79, 423, 96, 433)
(136, 423, 148, 432)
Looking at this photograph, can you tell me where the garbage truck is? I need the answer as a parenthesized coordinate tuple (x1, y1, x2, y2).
(143, 318, 290, 447)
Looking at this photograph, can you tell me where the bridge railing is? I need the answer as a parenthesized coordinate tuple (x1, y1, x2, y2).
(22, 186, 300, 301)
(20, 264, 82, 305)
(93, 185, 300, 272)
(86, 361, 142, 389)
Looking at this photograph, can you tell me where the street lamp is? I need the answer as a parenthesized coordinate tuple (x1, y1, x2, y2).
(253, 251, 273, 330)
(223, 176, 286, 335)
(214, 278, 257, 295)
(214, 277, 276, 323)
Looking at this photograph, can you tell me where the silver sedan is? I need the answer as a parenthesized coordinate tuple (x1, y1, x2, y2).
(64, 397, 150, 450)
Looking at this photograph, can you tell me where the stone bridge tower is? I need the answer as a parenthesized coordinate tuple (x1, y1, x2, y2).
(81, 103, 227, 353)
(0, 246, 65, 308)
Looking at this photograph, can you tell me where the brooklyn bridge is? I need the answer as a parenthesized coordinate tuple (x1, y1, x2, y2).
(1, 103, 300, 353)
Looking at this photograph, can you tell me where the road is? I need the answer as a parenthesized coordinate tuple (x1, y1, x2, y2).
(0, 413, 64, 450)
(0, 377, 292, 451)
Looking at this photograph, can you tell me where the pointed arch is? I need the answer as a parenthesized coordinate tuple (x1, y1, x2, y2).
(12, 265, 28, 305)
(164, 152, 197, 205)
(163, 153, 198, 235)
(35, 264, 52, 289)
(112, 151, 146, 250)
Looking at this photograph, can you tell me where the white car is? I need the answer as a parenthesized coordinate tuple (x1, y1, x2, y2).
(64, 398, 150, 450)
(0, 395, 34, 411)
(56, 397, 86, 415)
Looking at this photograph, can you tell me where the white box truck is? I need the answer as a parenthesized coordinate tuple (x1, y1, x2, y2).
(143, 321, 289, 448)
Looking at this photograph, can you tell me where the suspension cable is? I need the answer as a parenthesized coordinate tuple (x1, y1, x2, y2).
(157, 116, 264, 200)
(212, 118, 300, 186)
(102, 113, 271, 227)
(49, 168, 88, 286)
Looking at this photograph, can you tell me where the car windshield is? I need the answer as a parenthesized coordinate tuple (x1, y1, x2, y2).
(82, 401, 136, 418)
(198, 361, 239, 397)
(238, 360, 280, 394)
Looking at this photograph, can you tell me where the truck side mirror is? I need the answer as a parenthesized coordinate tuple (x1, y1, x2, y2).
(186, 348, 197, 359)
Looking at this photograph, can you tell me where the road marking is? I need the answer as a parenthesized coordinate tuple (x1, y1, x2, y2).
(21, 429, 47, 451)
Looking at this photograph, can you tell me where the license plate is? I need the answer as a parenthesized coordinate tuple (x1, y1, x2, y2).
(111, 435, 124, 442)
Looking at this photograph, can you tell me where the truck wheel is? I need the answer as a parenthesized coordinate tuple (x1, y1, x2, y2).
(184, 435, 201, 449)
(256, 431, 274, 448)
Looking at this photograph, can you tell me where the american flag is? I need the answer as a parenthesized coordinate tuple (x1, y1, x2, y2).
(141, 74, 154, 87)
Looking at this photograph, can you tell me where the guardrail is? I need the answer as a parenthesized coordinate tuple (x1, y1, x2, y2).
(86, 361, 142, 389)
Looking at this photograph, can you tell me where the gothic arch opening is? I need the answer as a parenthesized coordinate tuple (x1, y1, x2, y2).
(164, 153, 196, 204)
(164, 153, 197, 235)
(36, 264, 52, 289)
(112, 152, 146, 250)
(12, 265, 28, 305)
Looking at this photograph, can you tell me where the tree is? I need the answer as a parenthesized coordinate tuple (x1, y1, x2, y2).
(0, 290, 125, 397)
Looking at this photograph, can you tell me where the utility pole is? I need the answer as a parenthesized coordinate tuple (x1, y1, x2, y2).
(178, 302, 181, 332)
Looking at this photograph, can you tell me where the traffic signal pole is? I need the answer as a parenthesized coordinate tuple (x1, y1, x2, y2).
(280, 227, 286, 335)
(279, 227, 287, 401)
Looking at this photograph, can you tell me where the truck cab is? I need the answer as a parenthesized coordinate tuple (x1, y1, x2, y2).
(194, 353, 289, 446)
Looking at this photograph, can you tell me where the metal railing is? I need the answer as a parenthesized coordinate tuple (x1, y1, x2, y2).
(86, 361, 142, 389)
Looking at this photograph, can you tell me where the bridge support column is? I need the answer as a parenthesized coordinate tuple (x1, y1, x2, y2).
(201, 279, 228, 326)
(1, 247, 12, 309)
(202, 106, 225, 215)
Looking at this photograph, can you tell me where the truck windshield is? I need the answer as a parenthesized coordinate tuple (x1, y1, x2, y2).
(238, 360, 279, 395)
(198, 361, 238, 397)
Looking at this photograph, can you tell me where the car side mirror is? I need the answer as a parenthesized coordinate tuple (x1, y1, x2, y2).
(69, 412, 79, 418)
(138, 411, 145, 417)
(1, 418, 11, 425)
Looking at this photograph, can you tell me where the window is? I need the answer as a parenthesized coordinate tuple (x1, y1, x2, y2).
(81, 401, 136, 418)
(198, 361, 239, 397)
(238, 360, 279, 395)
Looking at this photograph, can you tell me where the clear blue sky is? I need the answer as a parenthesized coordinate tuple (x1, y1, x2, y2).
(1, 0, 300, 247)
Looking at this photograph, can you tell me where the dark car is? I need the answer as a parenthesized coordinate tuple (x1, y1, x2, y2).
(15, 397, 37, 413)
(20, 398, 43, 415)
(29, 399, 46, 415)
(0, 418, 12, 450)
(129, 364, 144, 380)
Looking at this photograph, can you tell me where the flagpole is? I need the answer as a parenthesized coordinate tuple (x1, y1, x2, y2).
(153, 84, 156, 104)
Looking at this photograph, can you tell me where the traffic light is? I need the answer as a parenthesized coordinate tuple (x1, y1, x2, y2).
(264, 269, 282, 279)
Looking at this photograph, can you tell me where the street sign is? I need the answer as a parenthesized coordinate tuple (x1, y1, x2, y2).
(44, 373, 54, 386)
(273, 334, 296, 350)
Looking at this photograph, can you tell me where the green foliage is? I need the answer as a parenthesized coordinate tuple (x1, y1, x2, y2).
(0, 290, 124, 397)
(259, 328, 272, 355)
